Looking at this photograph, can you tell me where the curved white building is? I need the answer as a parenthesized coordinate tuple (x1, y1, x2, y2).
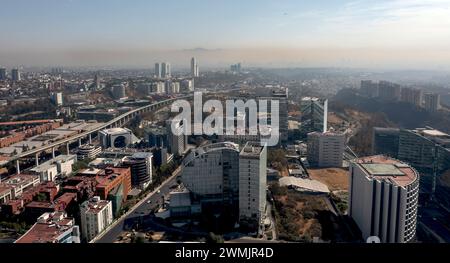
(99, 128, 133, 149)
(182, 142, 240, 203)
(349, 155, 420, 243)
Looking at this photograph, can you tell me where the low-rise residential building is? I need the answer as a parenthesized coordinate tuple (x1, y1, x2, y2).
(0, 185, 12, 203)
(30, 154, 75, 181)
(80, 196, 113, 242)
(30, 163, 58, 182)
(0, 174, 40, 199)
(15, 212, 80, 243)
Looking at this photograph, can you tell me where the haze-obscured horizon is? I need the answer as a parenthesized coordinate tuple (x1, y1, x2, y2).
(1, 0, 450, 70)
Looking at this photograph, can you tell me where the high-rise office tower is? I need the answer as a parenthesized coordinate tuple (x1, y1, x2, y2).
(349, 155, 419, 243)
(11, 68, 21, 81)
(271, 89, 288, 144)
(258, 88, 288, 144)
(166, 118, 186, 156)
(238, 142, 267, 227)
(154, 63, 161, 78)
(122, 152, 153, 189)
(230, 63, 242, 73)
(307, 131, 345, 168)
(423, 93, 440, 112)
(161, 62, 171, 78)
(94, 74, 101, 90)
(300, 97, 328, 135)
(0, 67, 6, 80)
(51, 92, 63, 106)
(191, 57, 199, 77)
(145, 125, 168, 148)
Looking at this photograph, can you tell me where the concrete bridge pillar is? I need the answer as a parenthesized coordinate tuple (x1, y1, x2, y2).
(52, 147, 56, 158)
(35, 152, 39, 167)
(66, 143, 70, 155)
(16, 159, 20, 174)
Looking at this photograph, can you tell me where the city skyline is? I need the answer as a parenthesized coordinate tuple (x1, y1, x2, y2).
(1, 0, 450, 69)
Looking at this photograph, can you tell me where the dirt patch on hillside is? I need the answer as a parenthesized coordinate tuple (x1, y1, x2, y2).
(308, 168, 349, 191)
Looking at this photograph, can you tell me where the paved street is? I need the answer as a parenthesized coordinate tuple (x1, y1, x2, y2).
(95, 170, 180, 243)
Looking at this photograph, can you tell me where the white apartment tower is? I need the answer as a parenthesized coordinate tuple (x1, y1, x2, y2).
(161, 62, 171, 78)
(80, 196, 113, 242)
(349, 155, 420, 243)
(155, 63, 161, 78)
(238, 142, 267, 225)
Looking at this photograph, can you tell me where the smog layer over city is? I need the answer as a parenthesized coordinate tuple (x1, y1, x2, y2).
(1, 1, 450, 259)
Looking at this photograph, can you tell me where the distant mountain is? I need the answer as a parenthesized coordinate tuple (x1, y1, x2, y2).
(181, 48, 223, 52)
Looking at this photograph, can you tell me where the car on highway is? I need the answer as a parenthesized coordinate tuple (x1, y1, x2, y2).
(146, 200, 152, 204)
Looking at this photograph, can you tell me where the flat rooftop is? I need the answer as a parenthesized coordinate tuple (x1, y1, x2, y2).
(279, 176, 330, 193)
(240, 142, 264, 157)
(302, 97, 320, 101)
(354, 155, 418, 187)
(15, 212, 74, 243)
(421, 129, 448, 137)
(100, 127, 131, 135)
(360, 163, 405, 176)
(0, 185, 12, 195)
(83, 198, 110, 214)
(2, 174, 38, 186)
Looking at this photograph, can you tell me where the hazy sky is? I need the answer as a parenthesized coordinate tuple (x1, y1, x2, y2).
(1, 0, 450, 69)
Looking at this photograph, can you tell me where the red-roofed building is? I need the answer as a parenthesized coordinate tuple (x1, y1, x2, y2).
(95, 167, 131, 200)
(54, 192, 77, 212)
(15, 212, 80, 243)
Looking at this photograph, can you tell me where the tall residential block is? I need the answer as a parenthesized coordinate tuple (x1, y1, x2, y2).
(307, 131, 345, 168)
(423, 93, 440, 112)
(11, 68, 21, 81)
(161, 62, 171, 78)
(349, 155, 419, 243)
(238, 142, 267, 226)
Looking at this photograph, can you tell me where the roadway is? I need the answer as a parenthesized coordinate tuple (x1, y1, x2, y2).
(94, 168, 181, 243)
